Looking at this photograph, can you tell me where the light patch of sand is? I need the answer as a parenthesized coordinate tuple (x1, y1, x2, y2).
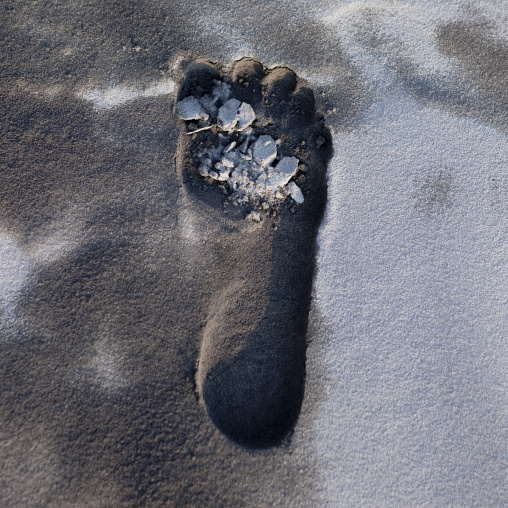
(316, 1, 469, 90)
(297, 70, 338, 87)
(0, 208, 83, 337)
(196, 9, 255, 61)
(0, 233, 31, 333)
(14, 80, 65, 99)
(310, 81, 508, 506)
(80, 78, 176, 110)
(89, 338, 129, 391)
(176, 200, 215, 248)
(26, 209, 83, 266)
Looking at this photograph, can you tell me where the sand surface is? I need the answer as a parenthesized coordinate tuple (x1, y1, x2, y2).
(1, 0, 507, 506)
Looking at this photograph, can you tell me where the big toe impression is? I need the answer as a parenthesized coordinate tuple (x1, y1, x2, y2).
(178, 60, 219, 100)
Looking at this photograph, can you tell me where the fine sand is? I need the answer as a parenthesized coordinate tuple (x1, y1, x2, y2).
(1, 1, 508, 506)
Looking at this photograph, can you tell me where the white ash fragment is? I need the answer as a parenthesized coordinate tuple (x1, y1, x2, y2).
(217, 170, 230, 182)
(177, 96, 209, 121)
(223, 149, 242, 167)
(221, 157, 235, 168)
(198, 158, 212, 176)
(213, 162, 231, 181)
(276, 156, 299, 179)
(199, 94, 218, 118)
(236, 103, 256, 131)
(238, 136, 250, 153)
(218, 98, 241, 132)
(288, 182, 304, 204)
(247, 211, 261, 222)
(217, 100, 256, 133)
(224, 141, 236, 153)
(257, 171, 289, 191)
(212, 80, 231, 102)
(252, 135, 277, 166)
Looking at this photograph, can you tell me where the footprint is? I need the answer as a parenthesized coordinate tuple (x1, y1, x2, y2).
(175, 57, 332, 447)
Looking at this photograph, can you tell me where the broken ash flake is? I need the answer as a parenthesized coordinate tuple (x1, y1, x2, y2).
(256, 157, 298, 191)
(199, 94, 218, 118)
(218, 98, 241, 131)
(252, 135, 278, 167)
(177, 80, 304, 215)
(177, 96, 209, 121)
(212, 79, 231, 102)
(217, 99, 256, 133)
(276, 156, 299, 177)
(288, 182, 304, 204)
(236, 102, 256, 130)
(224, 141, 236, 153)
(247, 211, 261, 222)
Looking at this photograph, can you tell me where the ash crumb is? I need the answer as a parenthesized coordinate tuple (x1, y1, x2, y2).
(247, 211, 261, 222)
(288, 182, 304, 204)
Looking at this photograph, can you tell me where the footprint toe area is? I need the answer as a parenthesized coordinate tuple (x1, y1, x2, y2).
(231, 57, 265, 103)
(290, 86, 316, 121)
(231, 58, 264, 84)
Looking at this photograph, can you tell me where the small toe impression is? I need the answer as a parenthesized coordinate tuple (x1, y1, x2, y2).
(262, 67, 297, 101)
(291, 86, 316, 121)
(232, 58, 264, 83)
(231, 57, 265, 103)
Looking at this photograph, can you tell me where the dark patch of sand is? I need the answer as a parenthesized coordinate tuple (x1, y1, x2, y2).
(0, 1, 362, 505)
(435, 20, 508, 132)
